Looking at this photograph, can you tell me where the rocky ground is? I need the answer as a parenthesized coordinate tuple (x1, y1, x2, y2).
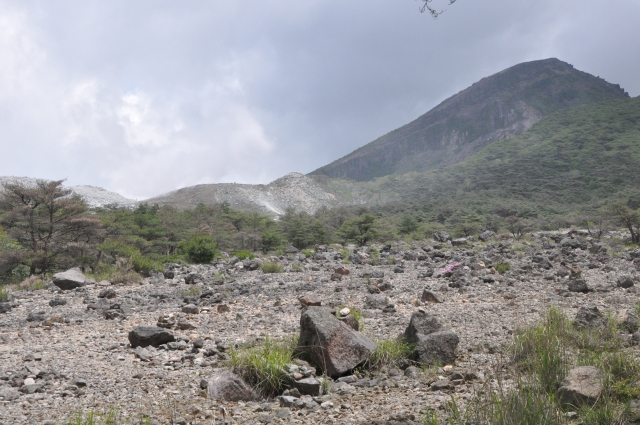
(1, 230, 640, 425)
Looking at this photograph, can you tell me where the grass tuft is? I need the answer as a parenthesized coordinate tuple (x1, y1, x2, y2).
(230, 335, 298, 397)
(364, 337, 414, 370)
(260, 262, 283, 273)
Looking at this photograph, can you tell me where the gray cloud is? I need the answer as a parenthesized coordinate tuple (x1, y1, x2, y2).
(1, 0, 638, 198)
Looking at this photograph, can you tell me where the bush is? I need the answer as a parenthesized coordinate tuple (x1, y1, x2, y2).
(131, 254, 157, 276)
(234, 250, 254, 260)
(184, 235, 217, 264)
(230, 336, 298, 397)
(261, 231, 283, 252)
(261, 262, 283, 273)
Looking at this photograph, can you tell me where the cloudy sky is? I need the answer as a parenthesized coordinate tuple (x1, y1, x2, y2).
(1, 0, 639, 199)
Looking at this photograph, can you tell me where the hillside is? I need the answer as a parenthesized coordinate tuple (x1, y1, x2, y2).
(145, 172, 343, 216)
(312, 58, 630, 181)
(322, 96, 640, 220)
(0, 177, 136, 209)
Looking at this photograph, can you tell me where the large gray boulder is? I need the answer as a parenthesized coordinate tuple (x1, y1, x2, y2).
(574, 305, 607, 329)
(404, 310, 459, 365)
(52, 268, 87, 290)
(128, 326, 175, 348)
(206, 370, 258, 401)
(557, 366, 603, 406)
(298, 307, 376, 378)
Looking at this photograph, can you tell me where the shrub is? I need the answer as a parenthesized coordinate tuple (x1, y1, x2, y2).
(301, 250, 314, 258)
(494, 262, 511, 274)
(261, 262, 283, 273)
(184, 235, 217, 264)
(234, 250, 254, 260)
(131, 254, 157, 276)
(261, 231, 283, 252)
(230, 336, 298, 397)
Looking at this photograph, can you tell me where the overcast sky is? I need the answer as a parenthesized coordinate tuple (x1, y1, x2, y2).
(1, 0, 639, 199)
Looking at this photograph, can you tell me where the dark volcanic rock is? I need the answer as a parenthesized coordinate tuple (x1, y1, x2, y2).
(298, 306, 375, 378)
(52, 268, 87, 290)
(128, 326, 175, 348)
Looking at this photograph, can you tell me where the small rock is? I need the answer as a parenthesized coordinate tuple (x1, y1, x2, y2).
(298, 295, 322, 307)
(617, 275, 635, 288)
(128, 326, 175, 348)
(98, 288, 117, 299)
(207, 370, 258, 401)
(182, 304, 200, 314)
(421, 289, 444, 303)
(557, 366, 603, 406)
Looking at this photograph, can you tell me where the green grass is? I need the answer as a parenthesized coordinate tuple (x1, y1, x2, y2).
(180, 286, 201, 297)
(0, 286, 8, 302)
(234, 250, 255, 260)
(260, 262, 283, 273)
(364, 337, 414, 370)
(495, 262, 511, 274)
(66, 408, 150, 425)
(301, 250, 314, 258)
(428, 307, 640, 424)
(230, 336, 298, 397)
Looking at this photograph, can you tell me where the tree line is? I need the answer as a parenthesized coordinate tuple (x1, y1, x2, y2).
(1, 178, 639, 283)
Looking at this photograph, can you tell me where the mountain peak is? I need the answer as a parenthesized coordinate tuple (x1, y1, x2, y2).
(311, 58, 629, 181)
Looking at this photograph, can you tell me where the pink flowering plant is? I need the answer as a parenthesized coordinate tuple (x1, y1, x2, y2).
(441, 262, 462, 274)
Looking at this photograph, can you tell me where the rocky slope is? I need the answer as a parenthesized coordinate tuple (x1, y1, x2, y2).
(0, 177, 137, 209)
(1, 230, 639, 424)
(312, 58, 630, 181)
(145, 173, 342, 216)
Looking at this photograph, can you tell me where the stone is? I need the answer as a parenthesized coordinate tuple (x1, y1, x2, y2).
(451, 238, 468, 247)
(567, 279, 589, 293)
(128, 326, 175, 348)
(617, 309, 639, 332)
(184, 273, 203, 285)
(393, 266, 405, 273)
(478, 231, 494, 242)
(0, 302, 12, 313)
(27, 311, 46, 322)
(334, 267, 350, 276)
(284, 246, 299, 254)
(52, 268, 87, 290)
(49, 297, 67, 307)
(298, 306, 375, 378)
(294, 377, 322, 396)
(182, 304, 200, 314)
(434, 231, 452, 243)
(430, 379, 452, 391)
(412, 330, 459, 365)
(338, 314, 359, 331)
(206, 370, 258, 401)
(364, 294, 389, 310)
(560, 238, 587, 250)
(404, 310, 445, 340)
(574, 305, 607, 329)
(98, 288, 116, 299)
(421, 289, 444, 303)
(278, 395, 300, 408)
(617, 275, 635, 288)
(349, 253, 363, 264)
(0, 386, 20, 401)
(557, 366, 603, 406)
(404, 366, 420, 378)
(298, 295, 322, 307)
(134, 346, 153, 361)
(217, 304, 231, 313)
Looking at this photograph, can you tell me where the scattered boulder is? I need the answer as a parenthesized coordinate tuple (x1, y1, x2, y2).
(293, 377, 322, 396)
(434, 231, 452, 243)
(26, 311, 46, 322)
(182, 304, 200, 314)
(206, 370, 258, 401)
(567, 279, 589, 293)
(298, 306, 375, 378)
(478, 231, 494, 242)
(574, 305, 607, 329)
(184, 273, 203, 285)
(421, 289, 444, 303)
(128, 326, 175, 348)
(557, 366, 603, 406)
(617, 309, 639, 333)
(48, 297, 67, 307)
(98, 288, 116, 299)
(404, 310, 459, 365)
(52, 268, 87, 290)
(338, 314, 360, 331)
(451, 238, 468, 247)
(298, 295, 322, 307)
(334, 267, 350, 276)
(0, 302, 12, 313)
(560, 238, 587, 250)
(284, 246, 299, 254)
(617, 275, 635, 288)
(364, 294, 389, 310)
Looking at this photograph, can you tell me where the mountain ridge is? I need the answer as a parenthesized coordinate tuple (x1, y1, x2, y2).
(311, 58, 629, 181)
